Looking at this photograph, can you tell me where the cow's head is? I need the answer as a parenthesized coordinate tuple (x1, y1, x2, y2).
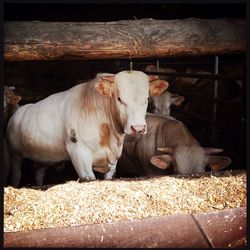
(150, 147, 232, 173)
(95, 71, 168, 135)
(4, 86, 21, 110)
(149, 91, 185, 116)
(4, 86, 22, 126)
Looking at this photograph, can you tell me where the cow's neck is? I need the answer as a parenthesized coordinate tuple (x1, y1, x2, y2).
(80, 80, 124, 138)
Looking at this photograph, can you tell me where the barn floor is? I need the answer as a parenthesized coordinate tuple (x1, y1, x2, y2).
(4, 170, 246, 233)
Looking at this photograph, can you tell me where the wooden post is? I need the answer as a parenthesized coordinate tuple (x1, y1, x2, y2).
(4, 18, 246, 61)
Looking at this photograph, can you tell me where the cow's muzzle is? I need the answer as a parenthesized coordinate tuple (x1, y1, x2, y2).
(130, 125, 147, 135)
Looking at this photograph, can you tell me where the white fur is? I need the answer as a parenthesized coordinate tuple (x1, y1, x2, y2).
(151, 91, 172, 116)
(115, 71, 149, 134)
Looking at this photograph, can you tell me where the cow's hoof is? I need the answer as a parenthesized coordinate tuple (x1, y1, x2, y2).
(104, 175, 114, 180)
(77, 176, 96, 182)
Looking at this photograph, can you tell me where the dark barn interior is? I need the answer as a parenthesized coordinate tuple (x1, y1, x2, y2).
(3, 3, 246, 187)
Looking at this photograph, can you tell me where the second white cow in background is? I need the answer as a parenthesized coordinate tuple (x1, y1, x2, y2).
(6, 71, 168, 187)
(145, 65, 185, 116)
(148, 90, 185, 116)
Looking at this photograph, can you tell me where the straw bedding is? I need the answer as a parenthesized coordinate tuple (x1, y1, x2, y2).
(4, 170, 246, 233)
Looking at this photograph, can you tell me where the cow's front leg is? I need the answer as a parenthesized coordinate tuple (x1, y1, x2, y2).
(66, 143, 96, 181)
(104, 160, 118, 180)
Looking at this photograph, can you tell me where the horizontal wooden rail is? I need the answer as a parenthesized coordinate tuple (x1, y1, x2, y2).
(4, 18, 246, 61)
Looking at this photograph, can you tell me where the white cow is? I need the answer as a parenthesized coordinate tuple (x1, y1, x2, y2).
(145, 65, 185, 116)
(148, 91, 185, 116)
(6, 71, 168, 187)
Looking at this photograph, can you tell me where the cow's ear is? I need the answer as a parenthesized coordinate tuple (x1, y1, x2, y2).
(208, 156, 232, 171)
(150, 155, 173, 169)
(149, 79, 169, 96)
(170, 95, 185, 106)
(8, 95, 22, 105)
(95, 75, 115, 97)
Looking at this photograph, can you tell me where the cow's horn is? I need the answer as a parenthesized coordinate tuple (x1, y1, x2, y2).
(157, 147, 174, 154)
(203, 147, 223, 155)
(148, 74, 159, 82)
(101, 75, 115, 83)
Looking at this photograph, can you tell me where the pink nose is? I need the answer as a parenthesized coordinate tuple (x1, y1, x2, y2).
(130, 125, 146, 135)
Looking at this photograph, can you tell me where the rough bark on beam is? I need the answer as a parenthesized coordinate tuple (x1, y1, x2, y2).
(4, 18, 246, 61)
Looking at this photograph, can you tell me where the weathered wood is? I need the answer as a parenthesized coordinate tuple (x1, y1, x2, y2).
(4, 18, 246, 61)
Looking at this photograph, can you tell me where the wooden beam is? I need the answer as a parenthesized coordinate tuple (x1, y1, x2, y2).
(4, 18, 246, 61)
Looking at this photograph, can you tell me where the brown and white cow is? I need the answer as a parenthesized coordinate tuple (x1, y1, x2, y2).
(4, 85, 22, 186)
(6, 71, 168, 187)
(117, 113, 231, 177)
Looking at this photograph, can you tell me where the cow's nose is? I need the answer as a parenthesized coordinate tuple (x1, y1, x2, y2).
(130, 125, 147, 135)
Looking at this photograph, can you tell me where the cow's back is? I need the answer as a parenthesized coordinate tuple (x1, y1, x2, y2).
(6, 85, 83, 163)
(146, 114, 199, 147)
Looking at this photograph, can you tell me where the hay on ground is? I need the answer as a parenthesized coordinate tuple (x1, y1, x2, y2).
(4, 170, 246, 233)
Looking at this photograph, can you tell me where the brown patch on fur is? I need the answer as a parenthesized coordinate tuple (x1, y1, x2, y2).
(80, 75, 124, 135)
(99, 123, 110, 147)
(95, 78, 114, 97)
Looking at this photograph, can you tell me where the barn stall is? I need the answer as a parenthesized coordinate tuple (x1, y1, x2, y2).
(3, 4, 246, 248)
